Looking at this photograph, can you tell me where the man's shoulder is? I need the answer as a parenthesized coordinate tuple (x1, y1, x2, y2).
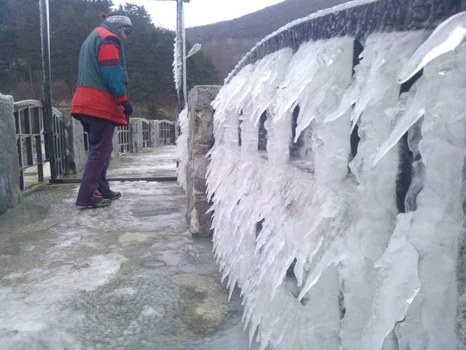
(82, 30, 101, 44)
(93, 26, 120, 41)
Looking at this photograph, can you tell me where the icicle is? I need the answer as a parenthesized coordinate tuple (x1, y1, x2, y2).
(361, 213, 421, 350)
(398, 12, 466, 83)
(372, 86, 423, 167)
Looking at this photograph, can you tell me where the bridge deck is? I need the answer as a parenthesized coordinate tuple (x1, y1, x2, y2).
(0, 148, 253, 349)
(62, 145, 179, 182)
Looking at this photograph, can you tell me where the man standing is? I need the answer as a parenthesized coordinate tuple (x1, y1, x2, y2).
(71, 11, 133, 209)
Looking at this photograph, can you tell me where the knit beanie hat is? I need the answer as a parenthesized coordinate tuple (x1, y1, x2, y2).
(103, 13, 132, 29)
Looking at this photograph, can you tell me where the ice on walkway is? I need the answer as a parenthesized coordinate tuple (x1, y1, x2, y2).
(0, 148, 253, 349)
(107, 146, 178, 178)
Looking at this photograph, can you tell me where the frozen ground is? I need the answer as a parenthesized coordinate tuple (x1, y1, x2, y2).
(107, 146, 178, 178)
(64, 146, 178, 181)
(0, 148, 254, 350)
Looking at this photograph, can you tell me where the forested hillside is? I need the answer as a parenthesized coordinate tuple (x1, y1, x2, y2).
(0, 0, 220, 119)
(186, 0, 349, 79)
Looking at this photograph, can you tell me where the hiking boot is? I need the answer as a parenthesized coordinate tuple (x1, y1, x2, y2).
(102, 191, 121, 201)
(77, 198, 112, 209)
(76, 190, 112, 209)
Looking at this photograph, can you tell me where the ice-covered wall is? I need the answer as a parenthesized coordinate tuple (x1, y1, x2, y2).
(207, 1, 466, 349)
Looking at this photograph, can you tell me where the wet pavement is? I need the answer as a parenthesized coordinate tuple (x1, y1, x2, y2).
(0, 148, 254, 350)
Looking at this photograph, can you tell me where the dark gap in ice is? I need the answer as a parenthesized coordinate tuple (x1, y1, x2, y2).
(286, 258, 297, 278)
(238, 110, 243, 147)
(396, 133, 413, 214)
(400, 69, 423, 94)
(284, 259, 307, 305)
(338, 289, 346, 320)
(352, 39, 364, 77)
(238, 120, 243, 147)
(350, 124, 361, 160)
(396, 70, 423, 213)
(349, 39, 364, 162)
(289, 105, 305, 159)
(258, 111, 268, 152)
(404, 117, 424, 212)
(255, 219, 265, 238)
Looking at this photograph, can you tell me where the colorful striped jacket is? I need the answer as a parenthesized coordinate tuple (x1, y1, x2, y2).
(71, 22, 129, 125)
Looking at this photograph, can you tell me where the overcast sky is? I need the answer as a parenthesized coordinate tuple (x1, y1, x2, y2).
(114, 0, 286, 30)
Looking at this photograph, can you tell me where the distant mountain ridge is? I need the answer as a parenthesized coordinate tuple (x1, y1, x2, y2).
(186, 0, 350, 79)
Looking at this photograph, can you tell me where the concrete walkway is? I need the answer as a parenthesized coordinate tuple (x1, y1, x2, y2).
(0, 147, 253, 350)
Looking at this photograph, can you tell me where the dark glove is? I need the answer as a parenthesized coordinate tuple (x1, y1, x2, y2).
(121, 100, 133, 117)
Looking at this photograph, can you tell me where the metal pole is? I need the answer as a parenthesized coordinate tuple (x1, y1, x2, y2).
(39, 0, 56, 181)
(176, 0, 185, 112)
(181, 2, 188, 109)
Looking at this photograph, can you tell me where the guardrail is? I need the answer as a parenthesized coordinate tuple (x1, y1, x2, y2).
(117, 125, 131, 153)
(13, 100, 65, 190)
(158, 120, 176, 145)
(13, 102, 177, 190)
(142, 119, 150, 148)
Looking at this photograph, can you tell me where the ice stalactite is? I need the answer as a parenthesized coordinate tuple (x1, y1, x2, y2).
(398, 12, 466, 84)
(329, 31, 425, 350)
(393, 46, 466, 350)
(208, 37, 357, 350)
(368, 27, 466, 350)
(176, 108, 188, 191)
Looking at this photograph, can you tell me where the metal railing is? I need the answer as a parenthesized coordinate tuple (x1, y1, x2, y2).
(159, 120, 176, 145)
(81, 119, 175, 155)
(117, 125, 131, 153)
(14, 100, 65, 190)
(142, 120, 150, 148)
(12, 101, 178, 189)
(14, 101, 45, 190)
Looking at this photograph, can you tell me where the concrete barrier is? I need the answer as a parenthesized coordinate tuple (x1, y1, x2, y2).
(0, 94, 20, 214)
(183, 85, 221, 237)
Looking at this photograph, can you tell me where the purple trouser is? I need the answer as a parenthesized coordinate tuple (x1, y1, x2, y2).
(74, 114, 115, 206)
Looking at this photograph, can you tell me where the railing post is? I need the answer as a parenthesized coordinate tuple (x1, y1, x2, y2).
(39, 0, 56, 182)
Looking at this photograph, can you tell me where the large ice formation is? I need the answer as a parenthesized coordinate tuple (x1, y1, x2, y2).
(192, 9, 466, 350)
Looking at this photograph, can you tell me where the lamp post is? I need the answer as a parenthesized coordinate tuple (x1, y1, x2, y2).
(177, 0, 187, 112)
(154, 0, 190, 113)
(39, 0, 57, 182)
